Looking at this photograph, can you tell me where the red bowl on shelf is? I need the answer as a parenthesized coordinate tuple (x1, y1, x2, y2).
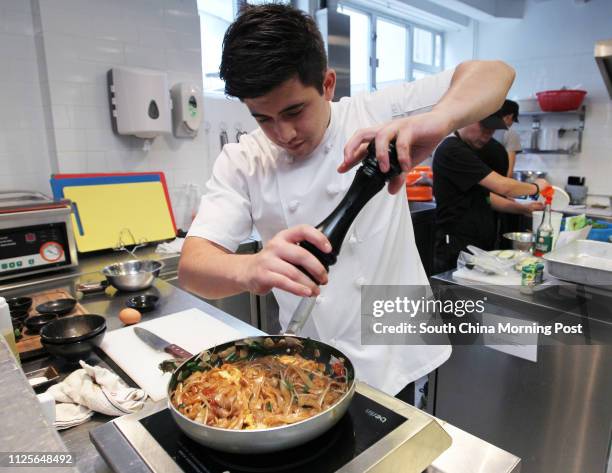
(536, 89, 586, 112)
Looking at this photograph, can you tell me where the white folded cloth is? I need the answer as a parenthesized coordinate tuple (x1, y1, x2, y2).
(46, 361, 147, 430)
(155, 237, 185, 254)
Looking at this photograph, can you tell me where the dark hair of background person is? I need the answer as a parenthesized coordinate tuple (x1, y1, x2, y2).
(219, 4, 328, 99)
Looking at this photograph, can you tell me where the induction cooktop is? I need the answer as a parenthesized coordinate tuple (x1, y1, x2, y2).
(100, 382, 452, 473)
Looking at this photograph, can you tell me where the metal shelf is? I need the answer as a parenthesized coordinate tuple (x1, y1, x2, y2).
(519, 106, 585, 117)
(522, 148, 576, 155)
(520, 106, 585, 155)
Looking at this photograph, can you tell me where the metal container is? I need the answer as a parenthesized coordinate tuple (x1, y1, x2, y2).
(167, 335, 356, 453)
(503, 232, 535, 252)
(102, 259, 163, 291)
(543, 239, 612, 285)
(512, 170, 547, 183)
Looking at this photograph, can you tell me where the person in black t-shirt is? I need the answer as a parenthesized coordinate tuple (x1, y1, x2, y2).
(432, 110, 548, 274)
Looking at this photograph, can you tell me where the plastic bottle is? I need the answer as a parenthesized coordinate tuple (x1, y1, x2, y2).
(534, 195, 554, 257)
(0, 297, 18, 360)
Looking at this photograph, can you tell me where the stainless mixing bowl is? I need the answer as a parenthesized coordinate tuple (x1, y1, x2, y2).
(503, 232, 535, 252)
(102, 259, 164, 292)
(512, 170, 547, 183)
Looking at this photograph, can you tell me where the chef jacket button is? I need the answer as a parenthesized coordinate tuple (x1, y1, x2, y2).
(324, 144, 332, 154)
(348, 234, 358, 246)
(326, 184, 339, 196)
(315, 295, 325, 305)
(288, 200, 300, 212)
(354, 277, 366, 288)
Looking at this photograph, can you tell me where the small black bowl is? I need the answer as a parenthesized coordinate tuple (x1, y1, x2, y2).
(40, 315, 107, 361)
(8, 297, 32, 314)
(25, 313, 57, 334)
(36, 298, 77, 317)
(125, 294, 159, 312)
(11, 312, 28, 327)
(40, 315, 106, 344)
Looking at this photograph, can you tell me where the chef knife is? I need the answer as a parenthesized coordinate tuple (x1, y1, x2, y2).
(134, 327, 193, 359)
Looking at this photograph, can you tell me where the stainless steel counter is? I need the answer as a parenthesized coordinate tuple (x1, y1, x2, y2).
(0, 337, 78, 473)
(430, 271, 612, 473)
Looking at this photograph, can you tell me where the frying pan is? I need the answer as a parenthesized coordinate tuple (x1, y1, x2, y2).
(167, 335, 356, 453)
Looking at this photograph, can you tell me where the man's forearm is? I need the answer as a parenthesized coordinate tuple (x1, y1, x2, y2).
(433, 60, 515, 131)
(504, 179, 539, 198)
(490, 193, 530, 215)
(480, 172, 539, 198)
(178, 238, 250, 299)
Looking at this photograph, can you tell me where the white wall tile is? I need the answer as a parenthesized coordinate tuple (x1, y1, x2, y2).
(55, 129, 88, 152)
(81, 81, 109, 107)
(124, 45, 167, 70)
(163, 9, 200, 35)
(77, 38, 124, 64)
(166, 49, 201, 74)
(56, 151, 86, 173)
(2, 0, 33, 15)
(49, 81, 82, 105)
(0, 33, 36, 59)
(66, 106, 109, 130)
(2, 12, 34, 36)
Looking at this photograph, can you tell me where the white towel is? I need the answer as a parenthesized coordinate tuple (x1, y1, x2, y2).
(46, 361, 147, 430)
(155, 237, 185, 254)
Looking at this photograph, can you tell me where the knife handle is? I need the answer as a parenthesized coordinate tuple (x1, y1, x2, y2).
(164, 344, 193, 359)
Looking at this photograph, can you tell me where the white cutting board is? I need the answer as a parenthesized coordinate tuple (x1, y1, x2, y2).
(452, 267, 521, 285)
(100, 308, 244, 401)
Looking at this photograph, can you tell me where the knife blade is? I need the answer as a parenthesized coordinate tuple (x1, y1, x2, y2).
(134, 327, 193, 359)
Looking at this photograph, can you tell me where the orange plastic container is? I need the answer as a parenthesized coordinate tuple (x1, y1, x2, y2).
(406, 166, 433, 201)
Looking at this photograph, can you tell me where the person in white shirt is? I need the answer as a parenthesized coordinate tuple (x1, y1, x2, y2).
(179, 4, 515, 401)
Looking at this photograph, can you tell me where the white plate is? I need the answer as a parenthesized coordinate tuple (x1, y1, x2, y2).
(539, 185, 570, 211)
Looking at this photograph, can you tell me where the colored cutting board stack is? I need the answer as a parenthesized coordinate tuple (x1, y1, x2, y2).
(50, 172, 177, 253)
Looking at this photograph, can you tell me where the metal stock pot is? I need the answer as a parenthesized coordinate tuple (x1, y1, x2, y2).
(166, 335, 356, 453)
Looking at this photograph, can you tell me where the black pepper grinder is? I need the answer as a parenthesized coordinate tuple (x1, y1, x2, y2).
(299, 140, 402, 275)
(285, 141, 402, 334)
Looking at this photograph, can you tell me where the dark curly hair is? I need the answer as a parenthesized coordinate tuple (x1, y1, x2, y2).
(219, 4, 327, 99)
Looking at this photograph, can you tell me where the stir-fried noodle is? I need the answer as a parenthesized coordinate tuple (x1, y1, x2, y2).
(171, 353, 348, 430)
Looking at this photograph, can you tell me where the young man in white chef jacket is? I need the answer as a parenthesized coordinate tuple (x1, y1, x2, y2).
(179, 4, 515, 399)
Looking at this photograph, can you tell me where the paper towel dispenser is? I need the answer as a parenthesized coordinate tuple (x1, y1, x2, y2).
(108, 67, 172, 139)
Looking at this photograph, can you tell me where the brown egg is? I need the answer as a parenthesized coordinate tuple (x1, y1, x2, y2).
(119, 307, 141, 325)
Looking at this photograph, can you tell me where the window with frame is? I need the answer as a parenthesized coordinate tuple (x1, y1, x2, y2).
(338, 3, 444, 95)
